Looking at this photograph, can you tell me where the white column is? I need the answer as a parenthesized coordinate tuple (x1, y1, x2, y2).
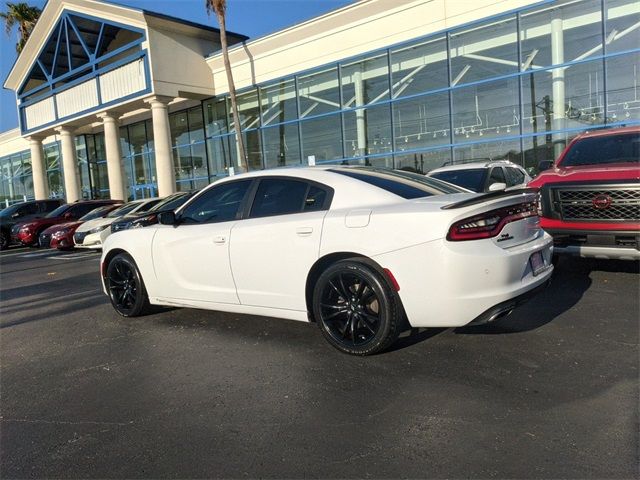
(55, 126, 81, 203)
(97, 112, 126, 201)
(27, 136, 49, 200)
(551, 15, 566, 157)
(354, 69, 367, 158)
(144, 96, 175, 197)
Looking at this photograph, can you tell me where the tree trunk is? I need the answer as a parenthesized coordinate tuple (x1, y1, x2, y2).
(215, 11, 247, 173)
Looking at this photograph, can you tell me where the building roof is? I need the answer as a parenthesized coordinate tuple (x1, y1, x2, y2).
(4, 0, 248, 91)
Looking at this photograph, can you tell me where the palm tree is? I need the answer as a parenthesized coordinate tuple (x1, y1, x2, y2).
(205, 0, 248, 173)
(1, 2, 41, 53)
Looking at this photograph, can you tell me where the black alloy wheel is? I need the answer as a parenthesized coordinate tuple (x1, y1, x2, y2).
(313, 260, 401, 355)
(106, 253, 150, 317)
(0, 230, 8, 250)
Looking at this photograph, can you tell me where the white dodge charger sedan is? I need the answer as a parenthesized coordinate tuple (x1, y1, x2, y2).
(101, 167, 553, 355)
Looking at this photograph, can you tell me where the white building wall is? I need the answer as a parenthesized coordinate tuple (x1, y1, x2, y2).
(207, 0, 541, 94)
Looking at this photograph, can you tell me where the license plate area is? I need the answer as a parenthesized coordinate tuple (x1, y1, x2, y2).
(529, 250, 545, 276)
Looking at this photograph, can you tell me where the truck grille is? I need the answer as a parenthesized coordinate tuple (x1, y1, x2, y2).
(557, 188, 640, 222)
(73, 231, 88, 245)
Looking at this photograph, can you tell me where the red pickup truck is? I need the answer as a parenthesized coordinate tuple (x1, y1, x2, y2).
(528, 126, 639, 261)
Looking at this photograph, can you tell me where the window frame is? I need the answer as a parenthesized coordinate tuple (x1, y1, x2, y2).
(242, 176, 335, 220)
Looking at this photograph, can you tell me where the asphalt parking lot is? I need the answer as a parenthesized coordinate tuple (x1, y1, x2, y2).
(0, 246, 638, 479)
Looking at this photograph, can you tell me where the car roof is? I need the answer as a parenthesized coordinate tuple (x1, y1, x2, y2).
(428, 160, 523, 174)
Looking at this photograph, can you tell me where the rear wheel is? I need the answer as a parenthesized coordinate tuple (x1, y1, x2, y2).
(106, 253, 151, 317)
(313, 260, 401, 355)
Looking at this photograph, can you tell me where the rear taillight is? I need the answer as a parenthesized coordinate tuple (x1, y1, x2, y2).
(447, 202, 537, 241)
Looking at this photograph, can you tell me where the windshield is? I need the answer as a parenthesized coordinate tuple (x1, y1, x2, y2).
(561, 133, 640, 167)
(79, 205, 115, 221)
(46, 204, 70, 218)
(429, 169, 487, 192)
(136, 199, 162, 213)
(1, 204, 20, 216)
(150, 193, 191, 212)
(106, 202, 142, 218)
(331, 167, 465, 199)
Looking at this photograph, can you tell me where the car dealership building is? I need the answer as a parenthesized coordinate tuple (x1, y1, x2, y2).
(0, 0, 638, 205)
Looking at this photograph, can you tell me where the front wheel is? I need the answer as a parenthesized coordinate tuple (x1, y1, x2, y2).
(313, 260, 401, 355)
(106, 253, 151, 317)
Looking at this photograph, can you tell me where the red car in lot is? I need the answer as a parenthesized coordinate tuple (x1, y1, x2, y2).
(11, 200, 121, 247)
(529, 126, 639, 260)
(39, 204, 122, 250)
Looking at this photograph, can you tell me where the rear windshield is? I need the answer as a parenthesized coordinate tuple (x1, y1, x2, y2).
(330, 168, 464, 199)
(561, 133, 640, 167)
(429, 169, 487, 192)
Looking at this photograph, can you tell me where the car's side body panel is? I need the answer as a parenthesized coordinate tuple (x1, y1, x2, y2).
(229, 210, 327, 311)
(151, 221, 239, 304)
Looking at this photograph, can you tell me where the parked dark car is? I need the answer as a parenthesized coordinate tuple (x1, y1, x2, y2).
(0, 199, 63, 249)
(11, 199, 121, 247)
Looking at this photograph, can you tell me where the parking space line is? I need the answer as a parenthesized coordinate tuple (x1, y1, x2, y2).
(46, 252, 101, 261)
(18, 251, 55, 258)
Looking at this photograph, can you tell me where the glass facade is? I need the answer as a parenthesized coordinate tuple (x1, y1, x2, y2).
(3, 0, 639, 200)
(0, 150, 33, 207)
(199, 0, 639, 176)
(120, 119, 157, 200)
(169, 106, 209, 192)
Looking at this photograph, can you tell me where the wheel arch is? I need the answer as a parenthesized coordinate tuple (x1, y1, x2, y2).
(305, 251, 399, 322)
(101, 248, 129, 282)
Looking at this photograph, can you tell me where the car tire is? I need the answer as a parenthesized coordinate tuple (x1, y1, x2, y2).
(106, 253, 151, 317)
(312, 259, 401, 355)
(0, 230, 8, 250)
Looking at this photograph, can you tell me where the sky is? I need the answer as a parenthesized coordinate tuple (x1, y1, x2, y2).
(0, 0, 353, 132)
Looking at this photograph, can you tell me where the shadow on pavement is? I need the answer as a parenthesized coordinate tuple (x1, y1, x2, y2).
(454, 256, 638, 336)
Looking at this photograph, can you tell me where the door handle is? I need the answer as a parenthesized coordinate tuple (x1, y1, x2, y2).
(296, 227, 313, 236)
(213, 235, 227, 244)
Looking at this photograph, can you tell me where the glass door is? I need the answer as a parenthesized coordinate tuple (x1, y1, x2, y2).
(132, 184, 157, 200)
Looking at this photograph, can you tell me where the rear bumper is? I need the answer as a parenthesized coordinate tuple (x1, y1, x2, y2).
(373, 231, 554, 328)
(468, 278, 551, 325)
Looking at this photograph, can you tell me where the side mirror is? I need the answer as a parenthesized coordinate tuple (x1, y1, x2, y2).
(537, 159, 554, 172)
(63, 212, 74, 219)
(158, 211, 176, 226)
(488, 182, 507, 192)
(11, 212, 20, 219)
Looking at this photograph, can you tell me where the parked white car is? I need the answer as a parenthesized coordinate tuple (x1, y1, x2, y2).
(427, 160, 532, 193)
(101, 167, 553, 355)
(74, 198, 161, 249)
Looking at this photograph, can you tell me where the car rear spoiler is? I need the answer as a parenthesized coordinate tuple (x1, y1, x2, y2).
(441, 187, 539, 210)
